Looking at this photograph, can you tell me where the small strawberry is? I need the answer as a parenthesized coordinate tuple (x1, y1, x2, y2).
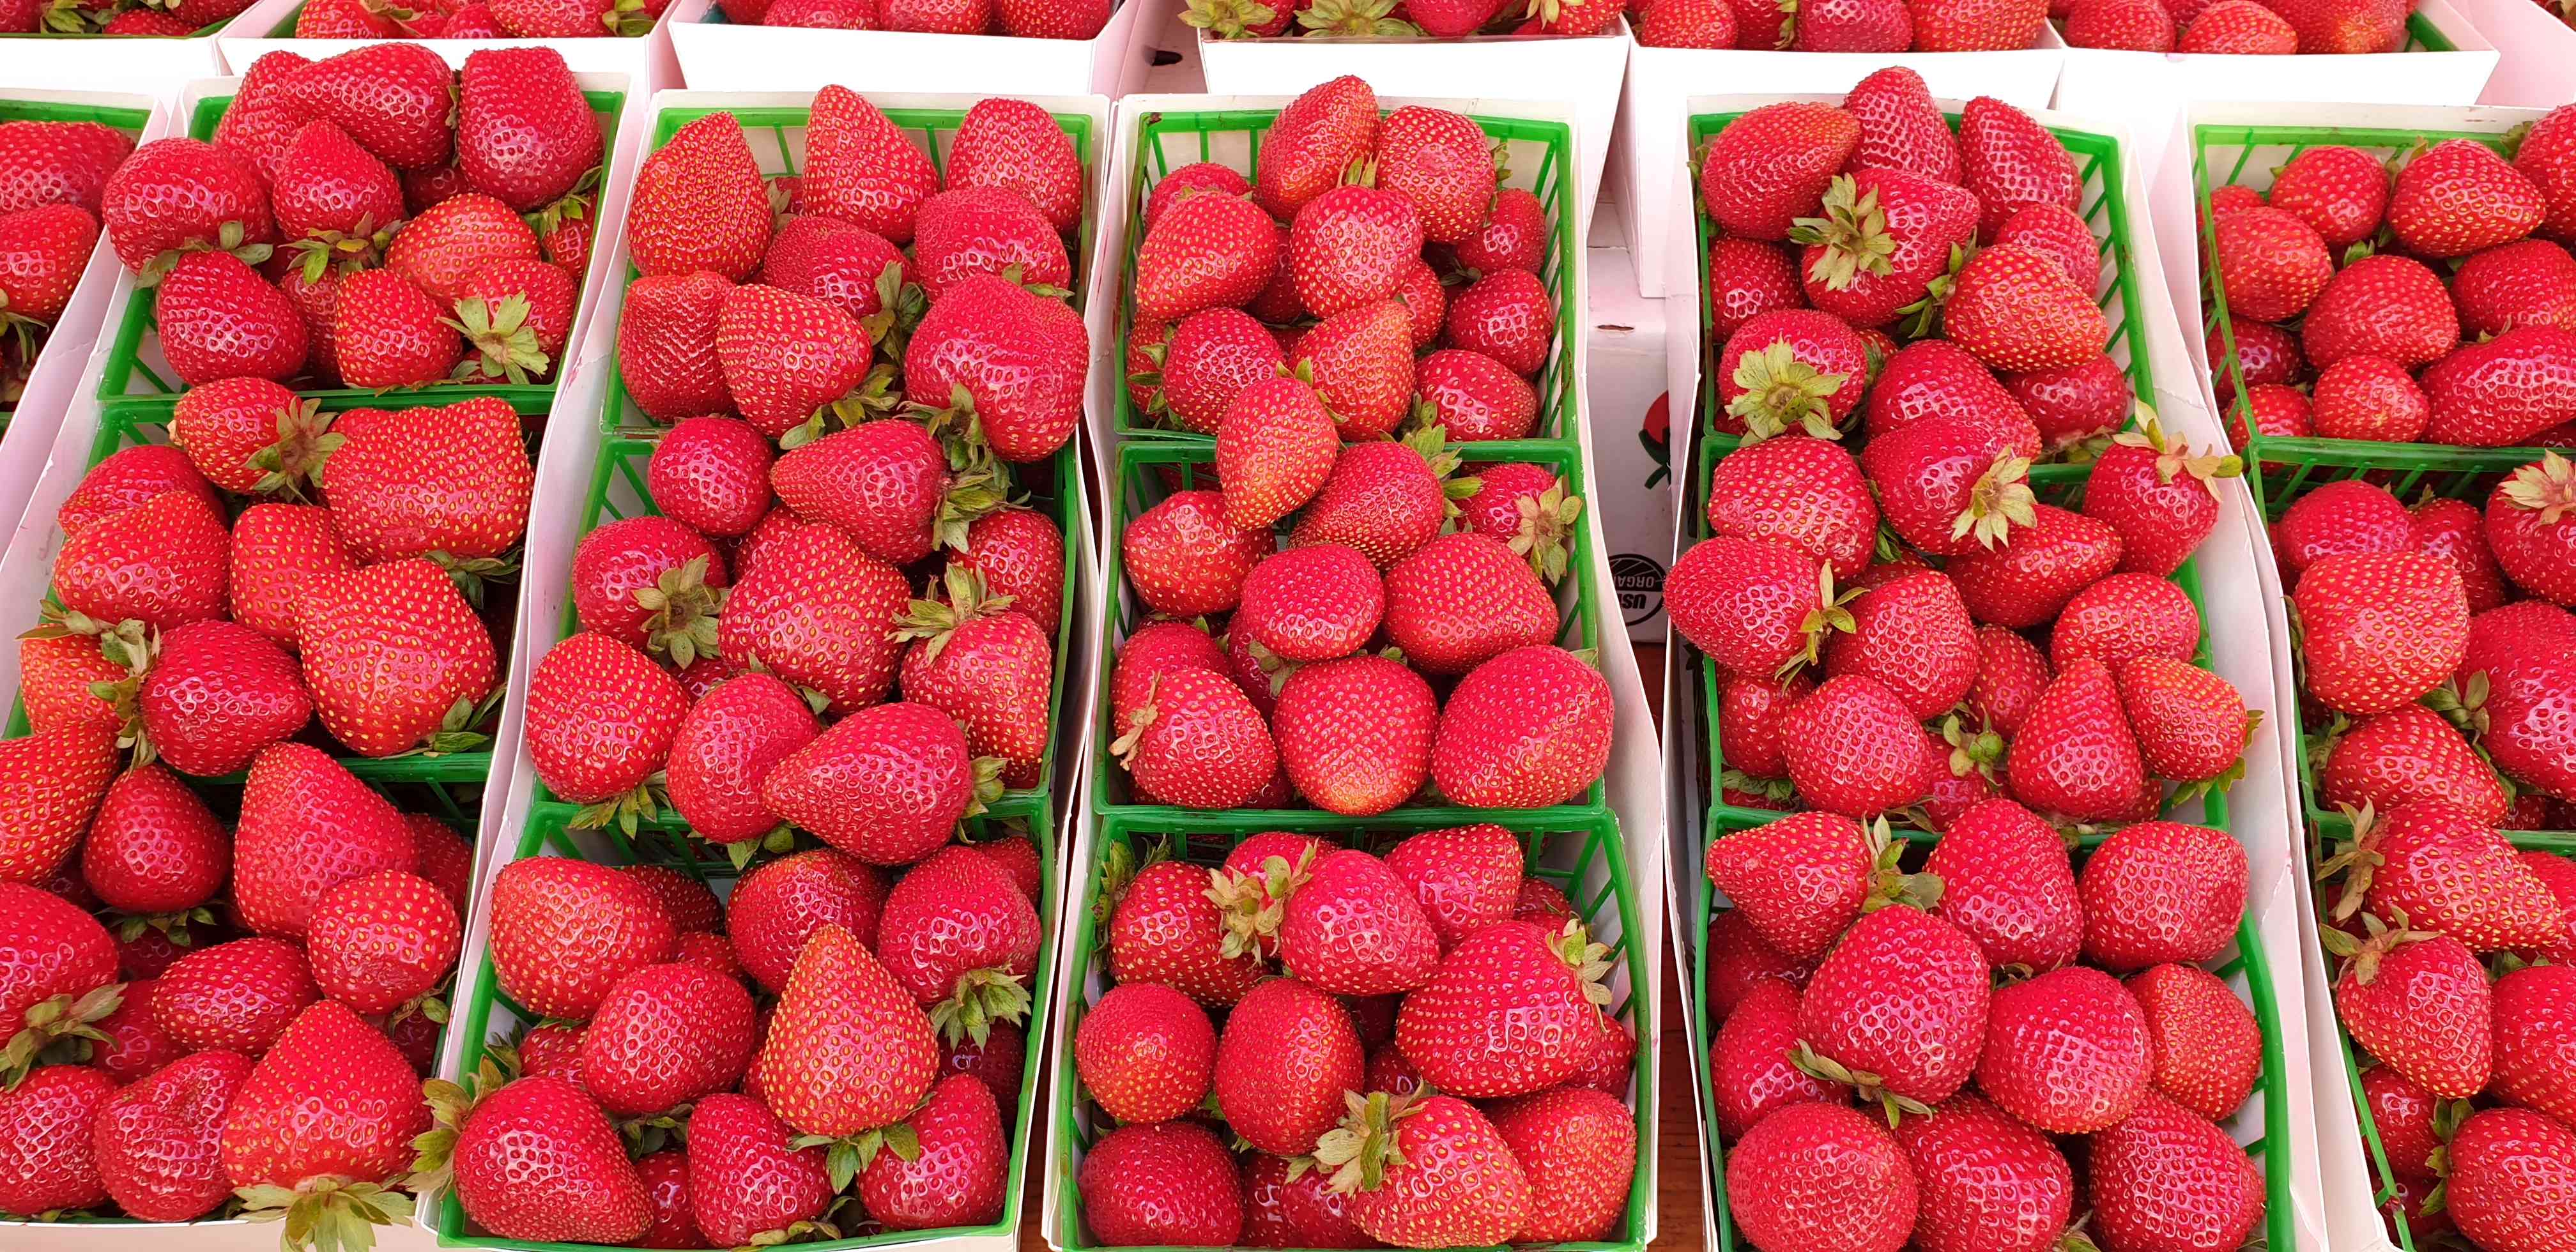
(1215, 976, 1365, 1156)
(1135, 186, 1277, 326)
(1777, 674, 1941, 818)
(2115, 655, 2257, 788)
(2130, 962, 2262, 1121)
(726, 850, 885, 995)
(1075, 981, 1215, 1125)
(1079, 1122, 1245, 1246)
(1104, 849, 1262, 1007)
(152, 936, 316, 1054)
(876, 844, 1039, 1045)
(2324, 912, 2492, 1098)
(0, 723, 121, 886)
(154, 251, 306, 385)
(1959, 96, 2078, 240)
(1121, 489, 1273, 618)
(1112, 668, 1276, 811)
(93, 1048, 253, 1221)
(2295, 551, 2470, 715)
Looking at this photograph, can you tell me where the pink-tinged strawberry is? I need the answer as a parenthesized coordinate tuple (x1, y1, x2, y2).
(1959, 96, 2078, 239)
(2115, 654, 2256, 788)
(2087, 1092, 2266, 1252)
(228, 503, 352, 647)
(1924, 798, 2082, 972)
(2004, 657, 2146, 821)
(489, 856, 677, 1020)
(1726, 1103, 1915, 1252)
(82, 765, 226, 915)
(1796, 905, 1989, 1116)
(1712, 981, 1847, 1140)
(665, 673, 818, 850)
(1487, 1087, 1634, 1243)
(98, 138, 273, 275)
(1416, 347, 1541, 441)
(905, 271, 1087, 464)
(305, 868, 457, 1018)
(1977, 965, 2152, 1132)
(2322, 913, 2491, 1098)
(1945, 504, 2122, 629)
(1843, 67, 1961, 183)
(727, 850, 885, 995)
(92, 1048, 252, 1220)
(618, 271, 737, 423)
(2079, 820, 2248, 970)
(1253, 77, 1376, 222)
(1700, 102, 1860, 241)
(2296, 551, 2470, 715)
(0, 722, 121, 886)
(1077, 981, 1215, 1125)
(1215, 976, 1364, 1156)
(1273, 655, 1437, 817)
(134, 619, 313, 778)
(1080, 1122, 1245, 1246)
(294, 559, 497, 758)
(153, 251, 305, 385)
(2447, 1108, 2576, 1252)
(1122, 489, 1273, 618)
(762, 701, 1002, 864)
(877, 844, 1039, 1046)
(219, 1001, 429, 1238)
(151, 936, 315, 1054)
(628, 113, 770, 280)
(1432, 645, 1613, 808)
(1254, 848, 1438, 998)
(716, 522, 912, 712)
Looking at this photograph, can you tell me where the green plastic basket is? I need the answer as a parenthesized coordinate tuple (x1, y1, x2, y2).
(1688, 825, 2296, 1252)
(436, 794, 1059, 1252)
(1690, 108, 2156, 489)
(0, 396, 530, 784)
(596, 100, 1100, 433)
(93, 88, 627, 418)
(1090, 437, 1611, 821)
(1109, 104, 1584, 447)
(540, 433, 1084, 805)
(2189, 118, 2554, 511)
(0, 95, 153, 427)
(1050, 811, 1655, 1252)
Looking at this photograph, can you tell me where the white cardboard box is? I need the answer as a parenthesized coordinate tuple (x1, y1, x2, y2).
(2450, 0, 2576, 105)
(1613, 27, 2066, 300)
(1193, 27, 1629, 229)
(1583, 232, 1683, 643)
(2052, 0, 2496, 190)
(218, 0, 683, 83)
(0, 26, 233, 101)
(664, 0, 1174, 99)
(1661, 91, 2330, 1252)
(0, 88, 164, 556)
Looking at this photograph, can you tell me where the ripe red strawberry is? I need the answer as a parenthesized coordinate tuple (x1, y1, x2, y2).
(1257, 848, 1438, 997)
(453, 259, 577, 383)
(1726, 1103, 1914, 1252)
(1945, 504, 2122, 629)
(2490, 963, 2576, 1144)
(1703, 908, 1811, 1022)
(1664, 536, 1841, 678)
(770, 418, 978, 567)
(270, 119, 402, 262)
(2309, 355, 2432, 443)
(2358, 1064, 2448, 1180)
(0, 119, 134, 217)
(1823, 569, 1977, 719)
(1121, 489, 1273, 618)
(2005, 353, 2130, 455)
(0, 881, 116, 1081)
(1135, 309, 1281, 437)
(1863, 414, 2037, 556)
(278, 43, 450, 171)
(1076, 981, 1215, 1124)
(49, 487, 229, 632)
(1796, 905, 1988, 1115)
(2212, 206, 2334, 328)
(714, 284, 874, 439)
(1314, 1092, 1529, 1248)
(1923, 798, 2082, 972)
(2082, 419, 2240, 577)
(1253, 76, 1376, 222)
(579, 962, 758, 1116)
(1896, 1092, 2072, 1252)
(456, 47, 601, 213)
(1211, 375, 1335, 529)
(81, 767, 227, 915)
(2269, 144, 2389, 246)
(1081, 1122, 1245, 1246)
(1213, 975, 1364, 1156)
(438, 1073, 653, 1244)
(2080, 820, 2248, 970)
(1289, 297, 1415, 439)
(2325, 913, 2491, 1097)
(0, 722, 119, 885)
(762, 701, 1001, 864)
(1377, 823, 1521, 949)
(2448, 1108, 2576, 1252)
(1959, 96, 2078, 239)
(2453, 238, 2576, 339)
(671, 1090, 830, 1244)
(2067, 0, 2176, 51)
(1488, 1087, 1634, 1243)
(628, 113, 770, 280)
(2179, 2, 2298, 50)
(1444, 269, 1554, 379)
(91, 1048, 252, 1220)
(2487, 451, 2576, 604)
(169, 378, 319, 496)
(1712, 980, 1846, 1140)
(2115, 655, 2255, 786)
(2324, 706, 2508, 823)
(2087, 1092, 2266, 1252)
(1291, 430, 1467, 569)
(0, 203, 96, 330)
(489, 855, 677, 1019)
(753, 922, 939, 1141)
(1794, 170, 1979, 328)
(2129, 962, 2263, 1122)
(797, 86, 942, 246)
(647, 416, 770, 537)
(877, 844, 1039, 1046)
(1432, 645, 1613, 807)
(305, 869, 458, 1016)
(0, 1064, 112, 1214)
(2330, 798, 2560, 950)
(1704, 239, 1806, 342)
(2004, 657, 2145, 821)
(1714, 310, 1870, 441)
(1236, 545, 1383, 663)
(99, 138, 273, 274)
(2303, 255, 2458, 370)
(295, 559, 496, 757)
(2392, 139, 2544, 258)
(906, 276, 1087, 465)
(1943, 244, 2108, 374)
(329, 268, 458, 388)
(1977, 965, 2152, 1132)
(944, 99, 1081, 233)
(1775, 674, 1940, 818)
(1398, 919, 1609, 1097)
(716, 522, 912, 711)
(1289, 185, 1423, 319)
(618, 271, 737, 423)
(859, 1072, 1008, 1228)
(2424, 326, 2576, 448)
(1706, 812, 1908, 961)
(1369, 107, 1492, 245)
(134, 619, 312, 778)
(380, 194, 539, 312)
(227, 503, 353, 647)
(1135, 188, 1277, 328)
(1788, 0, 1912, 50)
(1415, 347, 1540, 442)
(1274, 655, 1437, 817)
(1105, 851, 1262, 1007)
(1112, 667, 1277, 810)
(155, 250, 305, 385)
(525, 631, 688, 825)
(19, 634, 123, 736)
(219, 1001, 429, 1235)
(2051, 571, 2202, 668)
(727, 849, 885, 995)
(1862, 339, 2036, 450)
(571, 515, 728, 656)
(229, 745, 410, 943)
(911, 186, 1071, 300)
(1841, 67, 1961, 184)
(151, 936, 316, 1054)
(2295, 551, 2470, 714)
(2274, 479, 2411, 582)
(1700, 102, 1860, 241)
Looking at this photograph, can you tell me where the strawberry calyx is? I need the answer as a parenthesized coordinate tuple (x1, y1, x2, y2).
(719, 823, 798, 871)
(1507, 477, 1584, 585)
(794, 1121, 923, 1193)
(1778, 562, 1859, 682)
(1940, 715, 2004, 784)
(893, 566, 1018, 666)
(635, 554, 726, 669)
(1179, 0, 1280, 39)
(569, 772, 670, 837)
(40, 0, 93, 34)
(2110, 411, 2244, 485)
(245, 397, 340, 500)
(2053, 1216, 2103, 1252)
(2501, 450, 2576, 524)
(1790, 1041, 1935, 1127)
(1092, 837, 1159, 926)
(931, 461, 1015, 556)
(617, 1104, 692, 1157)
(2320, 907, 2439, 986)
(286, 216, 399, 285)
(2317, 800, 2388, 922)
(1206, 841, 1317, 960)
(928, 966, 1034, 1050)
(233, 1175, 415, 1252)
(1952, 453, 2037, 550)
(424, 550, 521, 613)
(1788, 176, 1899, 293)
(1294, 0, 1423, 36)
(1, 981, 124, 1088)
(997, 261, 1072, 302)
(1727, 339, 1850, 443)
(445, 293, 554, 387)
(400, 684, 505, 759)
(139, 220, 273, 287)
(1860, 816, 1943, 913)
(1541, 918, 1616, 1007)
(1312, 1088, 1428, 1196)
(523, 169, 601, 245)
(2421, 673, 2494, 740)
(1403, 424, 1478, 521)
(600, 0, 652, 34)
(1896, 241, 1975, 339)
(1130, 325, 1177, 423)
(1718, 769, 1797, 805)
(965, 754, 1007, 818)
(1231, 634, 1301, 698)
(109, 906, 217, 949)
(784, 362, 909, 452)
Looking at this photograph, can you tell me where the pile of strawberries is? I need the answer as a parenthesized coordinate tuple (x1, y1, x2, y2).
(0, 0, 244, 34)
(429, 822, 1043, 1246)
(1072, 828, 1637, 1248)
(0, 114, 132, 406)
(1105, 77, 1610, 816)
(1703, 804, 2266, 1252)
(720, 0, 1107, 36)
(2204, 104, 2576, 450)
(112, 44, 601, 398)
(293, 0, 663, 38)
(1186, 0, 1619, 40)
(2055, 0, 2424, 54)
(2281, 455, 2576, 831)
(1671, 74, 2262, 827)
(1629, 0, 2043, 49)
(521, 86, 1080, 844)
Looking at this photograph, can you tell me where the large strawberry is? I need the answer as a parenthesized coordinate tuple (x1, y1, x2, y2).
(753, 922, 940, 1144)
(2488, 451, 2576, 604)
(1797, 905, 1989, 1117)
(2083, 418, 2240, 577)
(1894, 1092, 2070, 1252)
(1958, 96, 2078, 239)
(52, 488, 231, 633)
(1777, 675, 1941, 818)
(2078, 820, 2247, 970)
(0, 882, 118, 1081)
(2294, 551, 2470, 715)
(438, 1073, 653, 1244)
(1923, 798, 2082, 973)
(579, 963, 757, 1115)
(725, 850, 886, 995)
(664, 673, 820, 848)
(1397, 918, 1611, 1098)
(487, 856, 677, 1019)
(1313, 1092, 1529, 1248)
(525, 632, 688, 829)
(1431, 646, 1613, 808)
(2448, 1108, 2576, 1252)
(1701, 102, 1861, 241)
(762, 702, 1000, 866)
(98, 138, 273, 274)
(1862, 414, 2037, 556)
(320, 396, 532, 564)
(1077, 981, 1216, 1125)
(93, 1048, 253, 1220)
(627, 112, 770, 280)
(715, 284, 875, 439)
(2422, 326, 2576, 448)
(1213, 976, 1363, 1156)
(875, 844, 1039, 1045)
(618, 271, 737, 422)
(2325, 799, 2560, 952)
(1724, 1103, 1915, 1252)
(220, 1001, 429, 1240)
(1254, 76, 1377, 221)
(230, 743, 412, 941)
(801, 86, 940, 245)
(1716, 309, 1871, 441)
(456, 47, 601, 213)
(1273, 653, 1437, 818)
(859, 1072, 1007, 1227)
(1793, 169, 1979, 327)
(1977, 966, 2152, 1133)
(152, 937, 316, 1054)
(155, 251, 307, 385)
(1488, 1087, 1635, 1244)
(2087, 1092, 2266, 1252)
(905, 272, 1087, 464)
(295, 559, 496, 758)
(1705, 813, 1926, 962)
(716, 521, 912, 712)
(135, 618, 313, 777)
(1080, 1122, 1245, 1246)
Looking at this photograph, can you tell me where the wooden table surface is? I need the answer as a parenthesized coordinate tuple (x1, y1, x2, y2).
(1022, 643, 1710, 1252)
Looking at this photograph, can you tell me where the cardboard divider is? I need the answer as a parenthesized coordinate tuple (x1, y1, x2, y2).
(0, 88, 165, 554)
(1192, 31, 1629, 227)
(216, 0, 684, 83)
(1613, 29, 2066, 300)
(2448, 0, 2576, 105)
(1659, 91, 2329, 1252)
(0, 20, 233, 100)
(663, 0, 1174, 98)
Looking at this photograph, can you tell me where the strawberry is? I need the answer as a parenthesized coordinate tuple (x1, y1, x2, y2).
(675, 1091, 836, 1244)
(1777, 674, 1941, 818)
(1977, 965, 2152, 1132)
(2392, 139, 2544, 258)
(2490, 963, 2576, 1143)
(1235, 545, 1383, 663)
(1080, 1122, 1244, 1246)
(1863, 339, 2036, 450)
(1712, 980, 1845, 1140)
(456, 47, 601, 213)
(877, 844, 1039, 1045)
(1844, 71, 1959, 185)
(2004, 657, 2145, 821)
(229, 503, 353, 646)
(2310, 355, 2431, 443)
(1993, 203, 2105, 298)
(1706, 813, 1915, 961)
(2087, 1092, 2266, 1252)
(1314, 1091, 1529, 1247)
(305, 867, 457, 1019)
(283, 44, 453, 171)
(1135, 189, 1277, 327)
(2051, 571, 2201, 666)
(2115, 655, 2255, 787)
(792, 92, 939, 241)
(1443, 270, 1554, 378)
(1254, 77, 1376, 222)
(2327, 799, 2560, 951)
(1715, 310, 1871, 442)
(2488, 450, 2576, 604)
(714, 284, 875, 439)
(0, 723, 119, 885)
(2454, 239, 2576, 339)
(0, 204, 96, 331)
(1725, 1103, 1914, 1252)
(169, 377, 320, 496)
(2425, 326, 2576, 447)
(1945, 504, 2123, 629)
(270, 119, 401, 263)
(2212, 208, 2336, 330)
(1366, 107, 1491, 246)
(1431, 645, 1612, 808)
(0, 119, 134, 217)
(0, 880, 117, 1081)
(134, 618, 312, 777)
(1415, 347, 1540, 442)
(759, 215, 906, 329)
(2449, 1108, 2576, 1252)
(98, 138, 273, 274)
(1397, 917, 1610, 1099)
(2294, 551, 2470, 715)
(647, 416, 771, 537)
(2270, 144, 2389, 246)
(771, 418, 984, 566)
(909, 275, 1091, 460)
(1796, 905, 1988, 1115)
(1380, 824, 1520, 949)
(753, 922, 939, 1141)
(1664, 537, 1841, 678)
(859, 1072, 1007, 1228)
(1076, 981, 1215, 1124)
(2274, 480, 2411, 582)
(1135, 309, 1281, 437)
(1257, 848, 1439, 996)
(152, 936, 316, 1053)
(1210, 375, 1336, 529)
(1105, 850, 1262, 1007)
(220, 1001, 429, 1237)
(579, 961, 758, 1116)
(2324, 913, 2492, 1098)
(525, 631, 688, 826)
(50, 487, 229, 633)
(659, 676, 813, 848)
(295, 559, 497, 757)
(1924, 798, 2082, 972)
(2068, 0, 2176, 50)
(2127, 963, 2262, 1122)
(1113, 667, 1277, 810)
(716, 523, 912, 712)
(453, 259, 577, 384)
(1700, 102, 1860, 242)
(1214, 976, 1364, 1156)
(1959, 96, 2078, 239)
(1704, 240, 1805, 342)
(2521, 104, 2576, 241)
(2082, 418, 2239, 577)
(1823, 569, 1977, 719)
(944, 99, 1081, 233)
(1274, 655, 1436, 816)
(1943, 244, 2108, 374)
(1793, 170, 1979, 328)
(624, 113, 772, 282)
(1790, 0, 1911, 49)
(1863, 414, 2037, 556)
(727, 850, 885, 995)
(2079, 820, 2248, 970)
(329, 268, 459, 388)
(2323, 706, 2508, 824)
(1635, 0, 1740, 40)
(2179, 2, 2297, 50)
(1294, 298, 1416, 438)
(0, 1064, 111, 1213)
(1122, 489, 1273, 618)
(1718, 671, 1813, 784)
(618, 271, 737, 423)
(912, 186, 1070, 300)
(19, 634, 123, 735)
(1292, 430, 1469, 569)
(1896, 1092, 2073, 1252)
(489, 855, 677, 1019)
(571, 515, 728, 655)
(1289, 185, 1423, 319)
(2302, 254, 2458, 370)
(1488, 1087, 1634, 1243)
(81, 766, 227, 915)
(436, 1073, 653, 1244)
(93, 1048, 253, 1220)
(762, 701, 1001, 864)
(155, 251, 306, 385)
(386, 192, 542, 307)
